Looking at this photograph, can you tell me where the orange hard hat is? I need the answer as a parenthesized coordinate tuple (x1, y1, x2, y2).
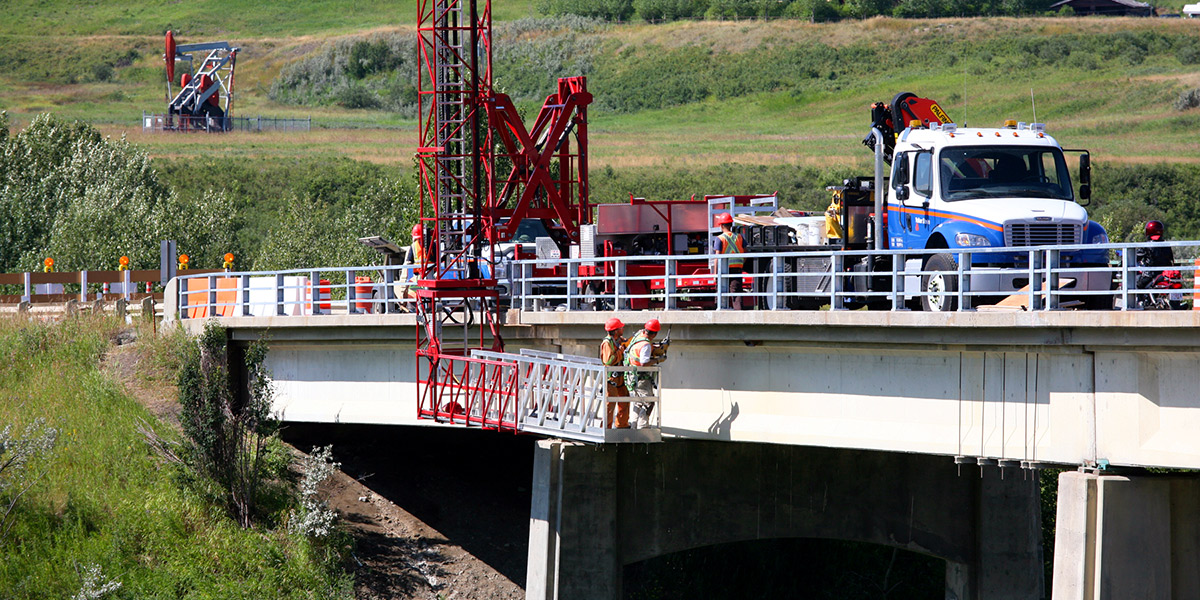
(645, 318, 661, 333)
(605, 317, 624, 332)
(715, 213, 733, 226)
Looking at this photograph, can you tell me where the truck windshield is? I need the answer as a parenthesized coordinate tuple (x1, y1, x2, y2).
(511, 218, 552, 243)
(939, 146, 1073, 202)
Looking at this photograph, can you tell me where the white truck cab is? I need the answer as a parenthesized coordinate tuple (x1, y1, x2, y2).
(885, 121, 1111, 310)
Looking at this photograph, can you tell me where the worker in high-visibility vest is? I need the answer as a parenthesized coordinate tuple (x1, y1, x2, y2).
(624, 318, 667, 429)
(714, 212, 747, 310)
(600, 317, 630, 429)
(399, 223, 425, 309)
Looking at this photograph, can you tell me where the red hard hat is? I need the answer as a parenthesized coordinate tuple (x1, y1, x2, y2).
(605, 317, 624, 332)
(645, 318, 661, 333)
(715, 213, 733, 226)
(412, 223, 423, 237)
(1146, 220, 1164, 241)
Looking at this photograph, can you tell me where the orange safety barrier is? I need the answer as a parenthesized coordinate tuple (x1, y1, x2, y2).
(354, 276, 374, 314)
(184, 277, 240, 318)
(1194, 258, 1199, 310)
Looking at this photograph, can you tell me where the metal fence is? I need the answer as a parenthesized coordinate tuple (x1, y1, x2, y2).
(174, 241, 1200, 317)
(141, 113, 312, 133)
(507, 241, 1200, 313)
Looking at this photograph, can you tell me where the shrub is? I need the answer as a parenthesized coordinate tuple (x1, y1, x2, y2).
(636, 0, 709, 20)
(1178, 44, 1200, 66)
(289, 446, 340, 539)
(785, 0, 841, 20)
(177, 323, 283, 528)
(0, 418, 59, 539)
(1175, 88, 1200, 111)
(537, 0, 635, 20)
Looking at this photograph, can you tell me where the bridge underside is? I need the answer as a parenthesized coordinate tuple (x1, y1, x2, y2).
(527, 439, 1042, 600)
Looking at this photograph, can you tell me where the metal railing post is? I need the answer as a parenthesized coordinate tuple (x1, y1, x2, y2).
(1028, 251, 1042, 311)
(831, 253, 845, 310)
(767, 256, 778, 310)
(79, 270, 88, 302)
(123, 269, 132, 302)
(665, 257, 677, 311)
(241, 274, 251, 316)
(208, 275, 218, 315)
(346, 270, 357, 314)
(22, 272, 31, 303)
(615, 260, 628, 311)
(891, 253, 905, 311)
(715, 256, 725, 311)
(1120, 248, 1134, 310)
(179, 277, 189, 319)
(1045, 249, 1060, 310)
(383, 267, 395, 315)
(957, 252, 974, 312)
(521, 263, 534, 312)
(276, 273, 286, 316)
(566, 262, 577, 311)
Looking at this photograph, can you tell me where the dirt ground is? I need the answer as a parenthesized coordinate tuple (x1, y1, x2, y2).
(102, 330, 526, 600)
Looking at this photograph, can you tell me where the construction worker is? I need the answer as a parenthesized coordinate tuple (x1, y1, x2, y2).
(625, 318, 666, 429)
(400, 223, 425, 308)
(714, 212, 747, 309)
(600, 317, 630, 428)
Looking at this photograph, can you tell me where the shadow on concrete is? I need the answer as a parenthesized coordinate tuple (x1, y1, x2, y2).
(706, 401, 739, 440)
(281, 423, 535, 586)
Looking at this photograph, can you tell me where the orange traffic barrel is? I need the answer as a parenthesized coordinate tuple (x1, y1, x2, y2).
(354, 276, 374, 313)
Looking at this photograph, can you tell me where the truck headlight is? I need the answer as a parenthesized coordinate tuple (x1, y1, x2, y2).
(1093, 233, 1109, 244)
(955, 232, 992, 247)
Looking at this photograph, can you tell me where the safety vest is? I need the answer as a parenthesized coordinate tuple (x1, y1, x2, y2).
(623, 331, 654, 390)
(719, 231, 745, 269)
(600, 334, 625, 385)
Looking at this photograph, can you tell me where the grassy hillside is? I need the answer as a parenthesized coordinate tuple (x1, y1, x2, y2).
(0, 318, 350, 598)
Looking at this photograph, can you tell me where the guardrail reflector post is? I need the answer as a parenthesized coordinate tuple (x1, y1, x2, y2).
(123, 269, 132, 302)
(22, 272, 31, 303)
(79, 270, 88, 302)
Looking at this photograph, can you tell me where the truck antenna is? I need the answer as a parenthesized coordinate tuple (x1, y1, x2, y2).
(1030, 88, 1038, 124)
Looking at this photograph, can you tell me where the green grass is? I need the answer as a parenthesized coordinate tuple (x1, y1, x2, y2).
(0, 0, 538, 37)
(0, 317, 350, 599)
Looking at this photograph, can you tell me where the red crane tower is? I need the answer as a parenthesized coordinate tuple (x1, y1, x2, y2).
(414, 0, 596, 431)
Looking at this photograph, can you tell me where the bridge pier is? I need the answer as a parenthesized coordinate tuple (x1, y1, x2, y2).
(527, 439, 1043, 599)
(1052, 471, 1200, 599)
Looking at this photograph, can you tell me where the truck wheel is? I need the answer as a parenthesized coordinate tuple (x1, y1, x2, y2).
(921, 253, 959, 312)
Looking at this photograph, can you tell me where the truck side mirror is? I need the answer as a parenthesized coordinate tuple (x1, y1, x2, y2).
(1078, 154, 1091, 185)
(894, 185, 909, 201)
(1079, 184, 1090, 202)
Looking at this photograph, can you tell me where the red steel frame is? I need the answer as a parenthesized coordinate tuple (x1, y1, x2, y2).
(415, 0, 508, 425)
(414, 0, 596, 428)
(487, 76, 592, 244)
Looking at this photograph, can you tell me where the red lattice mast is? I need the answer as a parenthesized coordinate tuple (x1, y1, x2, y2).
(415, 0, 504, 423)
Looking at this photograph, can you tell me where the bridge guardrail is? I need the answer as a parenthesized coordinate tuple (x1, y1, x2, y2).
(172, 241, 1200, 318)
(508, 241, 1200, 312)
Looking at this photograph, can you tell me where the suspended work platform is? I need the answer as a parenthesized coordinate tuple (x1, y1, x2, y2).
(416, 348, 661, 444)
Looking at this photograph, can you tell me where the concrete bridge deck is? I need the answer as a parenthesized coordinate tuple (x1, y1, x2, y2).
(171, 306, 1200, 471)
